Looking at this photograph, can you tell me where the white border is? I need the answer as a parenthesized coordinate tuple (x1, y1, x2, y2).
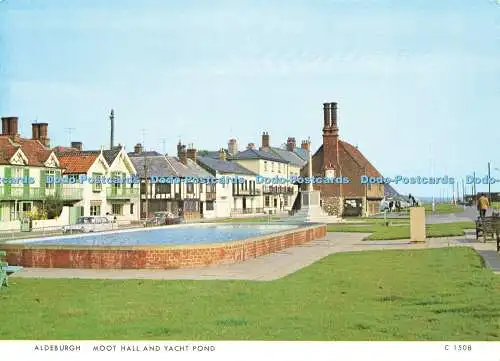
(0, 341, 498, 361)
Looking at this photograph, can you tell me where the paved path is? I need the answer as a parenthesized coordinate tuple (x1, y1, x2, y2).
(11, 231, 500, 281)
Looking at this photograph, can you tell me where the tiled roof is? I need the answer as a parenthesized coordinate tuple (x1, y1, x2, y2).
(129, 155, 177, 178)
(57, 151, 100, 174)
(310, 141, 382, 178)
(340, 141, 382, 177)
(197, 156, 256, 175)
(268, 147, 307, 167)
(165, 156, 212, 177)
(102, 148, 121, 165)
(197, 150, 222, 159)
(293, 148, 310, 162)
(53, 146, 79, 153)
(128, 151, 163, 157)
(234, 148, 288, 163)
(0, 136, 54, 166)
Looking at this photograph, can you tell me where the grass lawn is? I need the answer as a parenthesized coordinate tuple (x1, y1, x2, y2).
(327, 221, 475, 240)
(0, 248, 498, 340)
(422, 203, 465, 214)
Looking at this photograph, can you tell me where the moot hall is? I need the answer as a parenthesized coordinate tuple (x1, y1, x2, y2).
(300, 102, 385, 216)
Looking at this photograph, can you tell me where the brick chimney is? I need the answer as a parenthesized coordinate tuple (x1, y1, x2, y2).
(219, 148, 226, 160)
(261, 131, 269, 150)
(322, 103, 331, 132)
(134, 143, 143, 153)
(2, 117, 19, 136)
(71, 141, 83, 151)
(37, 123, 50, 147)
(227, 138, 238, 156)
(247, 143, 255, 150)
(330, 102, 339, 135)
(177, 143, 187, 165)
(301, 140, 310, 151)
(186, 143, 197, 163)
(286, 137, 296, 151)
(322, 101, 340, 173)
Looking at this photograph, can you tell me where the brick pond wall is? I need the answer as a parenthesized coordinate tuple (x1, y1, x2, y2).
(1, 224, 326, 269)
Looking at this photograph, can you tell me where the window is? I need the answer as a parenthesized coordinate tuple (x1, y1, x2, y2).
(90, 205, 101, 216)
(12, 167, 23, 179)
(265, 196, 270, 207)
(206, 201, 214, 211)
(130, 204, 134, 214)
(284, 196, 288, 206)
(199, 183, 203, 193)
(264, 161, 268, 171)
(92, 172, 103, 192)
(207, 184, 216, 193)
(244, 180, 248, 190)
(46, 169, 55, 189)
(271, 162, 274, 172)
(186, 183, 194, 194)
(367, 184, 372, 191)
(140, 182, 147, 195)
(157, 183, 171, 194)
(112, 204, 123, 215)
(278, 163, 281, 173)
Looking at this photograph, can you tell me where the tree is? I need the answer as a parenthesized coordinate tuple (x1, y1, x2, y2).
(44, 196, 63, 219)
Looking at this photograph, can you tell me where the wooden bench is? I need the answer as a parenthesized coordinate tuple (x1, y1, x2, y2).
(475, 216, 500, 252)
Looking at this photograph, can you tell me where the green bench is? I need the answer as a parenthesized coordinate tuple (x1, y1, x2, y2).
(0, 251, 23, 289)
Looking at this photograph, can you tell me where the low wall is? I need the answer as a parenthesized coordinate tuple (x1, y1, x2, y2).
(1, 224, 326, 270)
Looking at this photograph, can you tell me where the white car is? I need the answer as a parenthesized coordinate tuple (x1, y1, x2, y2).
(62, 216, 114, 234)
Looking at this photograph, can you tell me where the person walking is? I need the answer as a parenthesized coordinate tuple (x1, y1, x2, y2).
(477, 193, 490, 218)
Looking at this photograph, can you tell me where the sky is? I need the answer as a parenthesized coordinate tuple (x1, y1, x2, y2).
(1, 0, 499, 197)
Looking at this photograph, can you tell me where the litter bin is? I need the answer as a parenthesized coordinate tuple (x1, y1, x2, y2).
(20, 218, 32, 232)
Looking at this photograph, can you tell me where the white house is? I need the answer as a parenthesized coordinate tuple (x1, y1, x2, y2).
(197, 151, 261, 218)
(56, 146, 139, 223)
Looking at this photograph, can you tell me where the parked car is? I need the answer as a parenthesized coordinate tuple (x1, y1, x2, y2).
(62, 216, 114, 233)
(143, 211, 181, 227)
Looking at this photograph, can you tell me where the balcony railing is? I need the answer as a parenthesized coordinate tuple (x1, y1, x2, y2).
(232, 189, 262, 196)
(0, 187, 83, 201)
(106, 188, 139, 199)
(262, 186, 295, 194)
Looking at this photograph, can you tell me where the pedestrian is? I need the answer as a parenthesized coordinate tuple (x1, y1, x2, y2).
(477, 193, 489, 218)
(389, 200, 394, 212)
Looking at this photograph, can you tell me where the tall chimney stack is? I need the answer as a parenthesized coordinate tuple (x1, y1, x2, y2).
(177, 143, 187, 165)
(301, 140, 310, 151)
(71, 141, 83, 151)
(134, 143, 143, 153)
(286, 137, 296, 151)
(32, 123, 40, 140)
(2, 117, 19, 136)
(261, 131, 270, 150)
(247, 142, 255, 150)
(330, 102, 338, 133)
(109, 109, 115, 150)
(219, 148, 226, 160)
(38, 123, 50, 147)
(323, 103, 331, 132)
(186, 143, 197, 163)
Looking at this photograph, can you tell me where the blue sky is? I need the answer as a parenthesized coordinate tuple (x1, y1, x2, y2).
(1, 0, 499, 197)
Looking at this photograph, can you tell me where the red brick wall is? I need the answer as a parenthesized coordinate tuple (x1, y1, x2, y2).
(2, 225, 326, 270)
